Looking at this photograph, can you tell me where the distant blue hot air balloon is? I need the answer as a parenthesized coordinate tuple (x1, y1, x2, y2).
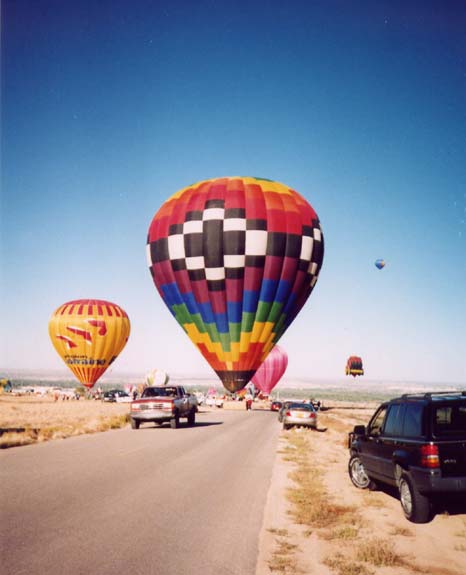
(375, 259, 385, 270)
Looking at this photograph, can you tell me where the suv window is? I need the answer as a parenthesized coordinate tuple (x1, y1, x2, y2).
(367, 405, 387, 436)
(383, 404, 404, 436)
(433, 402, 466, 436)
(401, 403, 424, 437)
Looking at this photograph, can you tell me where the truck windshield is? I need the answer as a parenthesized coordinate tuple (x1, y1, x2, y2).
(142, 387, 178, 398)
(433, 402, 466, 436)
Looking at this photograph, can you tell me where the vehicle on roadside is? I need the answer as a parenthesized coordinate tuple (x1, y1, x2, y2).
(278, 401, 293, 423)
(270, 400, 282, 412)
(348, 391, 466, 523)
(282, 402, 317, 430)
(102, 389, 132, 403)
(205, 396, 224, 408)
(130, 386, 198, 429)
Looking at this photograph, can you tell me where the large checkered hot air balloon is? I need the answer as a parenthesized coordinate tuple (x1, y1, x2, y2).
(147, 177, 324, 393)
(48, 299, 131, 388)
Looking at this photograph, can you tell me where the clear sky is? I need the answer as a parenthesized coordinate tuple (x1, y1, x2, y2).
(2, 0, 465, 385)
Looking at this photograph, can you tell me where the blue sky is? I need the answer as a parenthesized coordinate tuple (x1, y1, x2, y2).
(2, 0, 465, 385)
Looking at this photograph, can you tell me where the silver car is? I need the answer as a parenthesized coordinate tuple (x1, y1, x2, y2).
(282, 402, 317, 430)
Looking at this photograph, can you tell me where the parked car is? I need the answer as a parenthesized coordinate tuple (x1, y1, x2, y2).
(278, 401, 293, 422)
(282, 402, 317, 430)
(102, 389, 131, 403)
(348, 391, 466, 523)
(205, 396, 224, 408)
(271, 400, 282, 412)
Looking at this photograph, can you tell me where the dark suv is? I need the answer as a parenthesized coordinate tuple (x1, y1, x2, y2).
(348, 391, 466, 523)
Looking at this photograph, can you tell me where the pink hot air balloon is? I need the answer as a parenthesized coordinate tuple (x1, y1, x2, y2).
(251, 346, 288, 395)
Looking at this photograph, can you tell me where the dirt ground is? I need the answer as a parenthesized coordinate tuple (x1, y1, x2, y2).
(256, 406, 466, 575)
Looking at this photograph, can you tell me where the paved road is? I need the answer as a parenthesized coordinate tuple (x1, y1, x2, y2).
(1, 408, 279, 575)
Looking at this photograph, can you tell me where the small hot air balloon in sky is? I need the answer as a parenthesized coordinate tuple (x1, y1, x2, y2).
(251, 344, 288, 395)
(375, 259, 385, 269)
(346, 356, 364, 378)
(146, 176, 324, 393)
(48, 299, 130, 389)
(146, 368, 169, 386)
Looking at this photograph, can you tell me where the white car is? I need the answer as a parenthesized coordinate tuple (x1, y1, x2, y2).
(205, 397, 224, 408)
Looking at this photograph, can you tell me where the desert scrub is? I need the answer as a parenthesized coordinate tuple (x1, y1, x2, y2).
(285, 431, 359, 529)
(0, 406, 130, 448)
(323, 553, 373, 575)
(364, 493, 387, 509)
(268, 530, 302, 574)
(0, 429, 38, 448)
(268, 528, 289, 537)
(98, 414, 129, 431)
(322, 525, 359, 541)
(390, 525, 414, 537)
(356, 538, 404, 567)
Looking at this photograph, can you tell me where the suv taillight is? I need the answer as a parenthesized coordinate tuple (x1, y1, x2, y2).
(286, 411, 291, 417)
(420, 444, 440, 468)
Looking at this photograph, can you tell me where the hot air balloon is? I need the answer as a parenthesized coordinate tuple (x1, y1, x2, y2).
(146, 368, 169, 386)
(251, 345, 288, 395)
(375, 259, 385, 269)
(147, 176, 324, 393)
(346, 356, 364, 378)
(48, 299, 130, 389)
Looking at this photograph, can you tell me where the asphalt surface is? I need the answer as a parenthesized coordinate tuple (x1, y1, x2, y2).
(0, 408, 279, 575)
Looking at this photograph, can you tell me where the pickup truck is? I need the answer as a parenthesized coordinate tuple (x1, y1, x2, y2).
(129, 386, 198, 429)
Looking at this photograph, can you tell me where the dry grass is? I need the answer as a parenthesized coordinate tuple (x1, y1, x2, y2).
(284, 431, 359, 530)
(321, 525, 359, 541)
(390, 525, 414, 537)
(364, 493, 387, 509)
(268, 528, 289, 537)
(356, 537, 405, 567)
(323, 553, 373, 575)
(0, 396, 130, 448)
(267, 529, 302, 574)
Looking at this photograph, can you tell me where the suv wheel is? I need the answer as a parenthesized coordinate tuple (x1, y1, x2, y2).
(170, 414, 180, 429)
(399, 472, 432, 523)
(348, 455, 377, 490)
(130, 418, 140, 430)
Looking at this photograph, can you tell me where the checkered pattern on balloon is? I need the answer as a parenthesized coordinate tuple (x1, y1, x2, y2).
(147, 177, 324, 393)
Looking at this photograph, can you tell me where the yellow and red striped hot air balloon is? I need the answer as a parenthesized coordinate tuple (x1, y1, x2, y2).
(48, 299, 130, 388)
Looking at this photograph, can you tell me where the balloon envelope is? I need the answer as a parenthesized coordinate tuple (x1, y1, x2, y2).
(146, 369, 169, 386)
(48, 299, 130, 388)
(251, 345, 288, 395)
(147, 176, 324, 393)
(375, 259, 385, 269)
(345, 355, 364, 378)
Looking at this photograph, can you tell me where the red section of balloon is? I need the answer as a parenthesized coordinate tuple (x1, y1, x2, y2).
(251, 345, 288, 395)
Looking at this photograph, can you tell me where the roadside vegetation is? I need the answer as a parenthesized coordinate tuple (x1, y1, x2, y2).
(284, 432, 358, 530)
(267, 529, 302, 574)
(278, 427, 412, 575)
(0, 395, 130, 448)
(264, 403, 466, 575)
